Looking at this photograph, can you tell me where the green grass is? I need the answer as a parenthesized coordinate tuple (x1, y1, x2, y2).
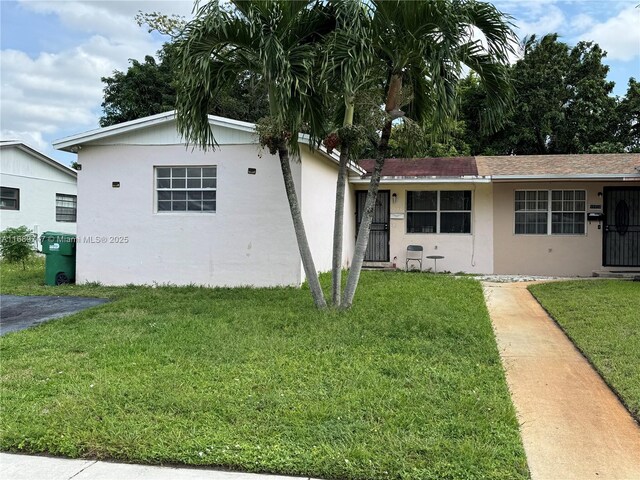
(529, 280, 640, 422)
(1, 259, 528, 479)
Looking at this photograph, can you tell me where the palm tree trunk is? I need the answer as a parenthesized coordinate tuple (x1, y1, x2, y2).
(277, 144, 327, 309)
(340, 120, 392, 309)
(341, 74, 402, 309)
(331, 144, 350, 306)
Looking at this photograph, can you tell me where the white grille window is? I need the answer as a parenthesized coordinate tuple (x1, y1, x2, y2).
(515, 190, 586, 235)
(515, 190, 548, 234)
(156, 166, 217, 213)
(551, 190, 586, 234)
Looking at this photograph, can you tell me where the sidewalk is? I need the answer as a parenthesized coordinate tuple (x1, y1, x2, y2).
(0, 452, 319, 480)
(483, 281, 640, 480)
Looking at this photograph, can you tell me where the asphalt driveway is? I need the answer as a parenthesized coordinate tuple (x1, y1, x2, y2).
(0, 295, 109, 335)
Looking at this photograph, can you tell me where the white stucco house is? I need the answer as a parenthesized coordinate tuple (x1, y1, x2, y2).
(53, 111, 640, 287)
(53, 112, 356, 287)
(1, 141, 77, 239)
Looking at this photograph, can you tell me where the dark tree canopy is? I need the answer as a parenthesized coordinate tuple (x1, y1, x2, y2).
(100, 42, 269, 128)
(100, 44, 177, 127)
(458, 34, 636, 155)
(100, 30, 637, 156)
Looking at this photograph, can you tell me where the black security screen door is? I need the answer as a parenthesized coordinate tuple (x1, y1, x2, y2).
(603, 187, 640, 267)
(356, 190, 390, 262)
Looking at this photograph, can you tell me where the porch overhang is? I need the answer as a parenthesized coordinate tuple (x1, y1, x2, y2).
(349, 175, 491, 184)
(490, 174, 640, 182)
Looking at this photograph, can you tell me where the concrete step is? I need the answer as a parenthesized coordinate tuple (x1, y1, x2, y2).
(592, 270, 640, 280)
(362, 262, 397, 271)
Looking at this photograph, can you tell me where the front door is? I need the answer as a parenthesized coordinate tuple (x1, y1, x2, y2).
(603, 186, 640, 267)
(356, 190, 390, 262)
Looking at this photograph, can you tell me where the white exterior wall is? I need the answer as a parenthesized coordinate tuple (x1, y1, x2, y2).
(0, 146, 77, 237)
(75, 140, 302, 287)
(354, 182, 494, 274)
(300, 145, 354, 277)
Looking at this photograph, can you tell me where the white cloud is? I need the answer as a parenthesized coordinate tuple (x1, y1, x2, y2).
(577, 6, 640, 61)
(514, 4, 566, 39)
(0, 130, 49, 152)
(21, 0, 194, 38)
(569, 13, 595, 31)
(1, 1, 196, 159)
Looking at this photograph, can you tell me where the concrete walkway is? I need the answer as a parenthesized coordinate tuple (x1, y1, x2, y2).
(0, 453, 319, 480)
(483, 282, 640, 480)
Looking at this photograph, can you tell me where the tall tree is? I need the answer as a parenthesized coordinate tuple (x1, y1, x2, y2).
(615, 77, 640, 152)
(459, 34, 623, 155)
(174, 0, 334, 309)
(322, 0, 377, 306)
(100, 42, 269, 127)
(100, 44, 177, 127)
(339, 0, 515, 308)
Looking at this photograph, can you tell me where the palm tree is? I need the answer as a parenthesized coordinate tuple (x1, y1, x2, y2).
(339, 0, 516, 308)
(322, 0, 376, 306)
(174, 0, 334, 308)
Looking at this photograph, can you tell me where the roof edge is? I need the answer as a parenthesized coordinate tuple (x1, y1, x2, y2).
(52, 111, 364, 175)
(491, 173, 640, 181)
(1, 142, 76, 178)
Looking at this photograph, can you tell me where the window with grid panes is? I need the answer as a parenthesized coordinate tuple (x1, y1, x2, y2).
(551, 190, 586, 234)
(156, 166, 217, 213)
(515, 190, 586, 235)
(515, 190, 548, 234)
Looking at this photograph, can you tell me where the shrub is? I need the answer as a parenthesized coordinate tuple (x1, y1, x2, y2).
(0, 226, 36, 268)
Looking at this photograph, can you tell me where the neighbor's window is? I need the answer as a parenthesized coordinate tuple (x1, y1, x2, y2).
(1, 187, 20, 210)
(56, 194, 77, 222)
(156, 166, 217, 213)
(407, 190, 472, 234)
(515, 190, 585, 235)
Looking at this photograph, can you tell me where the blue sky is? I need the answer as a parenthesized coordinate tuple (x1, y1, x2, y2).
(1, 0, 639, 165)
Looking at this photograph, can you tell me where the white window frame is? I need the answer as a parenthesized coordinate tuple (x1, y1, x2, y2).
(406, 190, 472, 234)
(155, 166, 217, 214)
(514, 189, 586, 236)
(55, 193, 77, 222)
(0, 186, 20, 210)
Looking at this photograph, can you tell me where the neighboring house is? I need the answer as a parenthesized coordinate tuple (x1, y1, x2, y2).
(354, 155, 639, 276)
(53, 112, 356, 287)
(54, 111, 639, 286)
(0, 141, 77, 241)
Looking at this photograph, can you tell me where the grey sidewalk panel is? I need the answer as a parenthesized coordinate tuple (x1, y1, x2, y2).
(0, 454, 314, 480)
(0, 453, 96, 480)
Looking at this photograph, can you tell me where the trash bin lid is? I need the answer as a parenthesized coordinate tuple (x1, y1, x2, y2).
(40, 231, 76, 241)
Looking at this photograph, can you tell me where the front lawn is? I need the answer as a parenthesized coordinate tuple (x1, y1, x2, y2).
(529, 280, 640, 421)
(1, 260, 528, 479)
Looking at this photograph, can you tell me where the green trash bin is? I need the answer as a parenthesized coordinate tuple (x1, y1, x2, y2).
(41, 232, 76, 285)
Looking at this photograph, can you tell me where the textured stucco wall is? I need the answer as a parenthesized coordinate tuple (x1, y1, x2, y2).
(0, 146, 77, 236)
(300, 146, 353, 276)
(492, 181, 639, 276)
(75, 143, 303, 287)
(354, 182, 494, 274)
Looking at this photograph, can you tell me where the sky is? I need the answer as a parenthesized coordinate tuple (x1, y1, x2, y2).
(1, 0, 639, 166)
